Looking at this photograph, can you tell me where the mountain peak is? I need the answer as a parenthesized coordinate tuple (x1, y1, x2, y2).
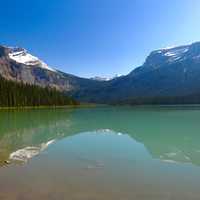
(142, 42, 200, 69)
(1, 45, 56, 72)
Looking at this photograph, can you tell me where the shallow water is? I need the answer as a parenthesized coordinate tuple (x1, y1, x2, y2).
(1, 106, 200, 199)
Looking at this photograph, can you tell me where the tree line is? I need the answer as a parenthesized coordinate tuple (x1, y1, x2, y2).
(115, 94, 200, 105)
(0, 76, 78, 107)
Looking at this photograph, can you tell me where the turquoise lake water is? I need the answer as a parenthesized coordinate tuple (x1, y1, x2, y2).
(1, 106, 200, 199)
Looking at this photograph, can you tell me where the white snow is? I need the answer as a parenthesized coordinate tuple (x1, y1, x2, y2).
(154, 45, 190, 63)
(8, 49, 56, 72)
(91, 74, 122, 82)
(155, 46, 190, 63)
(164, 47, 189, 58)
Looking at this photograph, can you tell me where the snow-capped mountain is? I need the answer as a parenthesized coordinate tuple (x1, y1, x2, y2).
(145, 44, 199, 65)
(130, 42, 200, 76)
(73, 42, 200, 103)
(0, 45, 100, 93)
(8, 47, 56, 72)
(2, 42, 200, 104)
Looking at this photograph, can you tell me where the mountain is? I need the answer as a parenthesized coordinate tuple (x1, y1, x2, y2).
(73, 42, 200, 103)
(0, 45, 101, 94)
(1, 42, 200, 104)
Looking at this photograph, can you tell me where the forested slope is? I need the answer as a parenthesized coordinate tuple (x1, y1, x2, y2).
(0, 76, 78, 107)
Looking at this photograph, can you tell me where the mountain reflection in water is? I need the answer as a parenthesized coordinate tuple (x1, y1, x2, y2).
(0, 106, 200, 167)
(1, 107, 200, 199)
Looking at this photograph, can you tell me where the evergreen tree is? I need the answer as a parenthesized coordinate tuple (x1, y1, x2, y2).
(0, 76, 79, 107)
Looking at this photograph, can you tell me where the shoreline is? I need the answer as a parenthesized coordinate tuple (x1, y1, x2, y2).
(0, 103, 98, 110)
(2, 103, 200, 110)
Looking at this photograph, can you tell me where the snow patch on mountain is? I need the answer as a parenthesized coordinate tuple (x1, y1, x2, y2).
(8, 48, 56, 72)
(164, 46, 189, 57)
(153, 45, 190, 63)
(91, 74, 122, 81)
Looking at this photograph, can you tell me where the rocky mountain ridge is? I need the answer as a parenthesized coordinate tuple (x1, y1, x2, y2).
(1, 42, 200, 104)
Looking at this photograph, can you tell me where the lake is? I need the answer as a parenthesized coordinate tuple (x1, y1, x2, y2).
(1, 106, 200, 200)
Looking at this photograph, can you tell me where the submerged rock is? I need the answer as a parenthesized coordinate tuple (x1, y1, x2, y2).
(4, 160, 11, 164)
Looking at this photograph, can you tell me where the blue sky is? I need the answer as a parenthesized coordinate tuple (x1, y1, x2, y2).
(1, 0, 200, 78)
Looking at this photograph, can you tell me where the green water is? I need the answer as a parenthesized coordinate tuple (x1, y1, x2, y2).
(1, 106, 200, 199)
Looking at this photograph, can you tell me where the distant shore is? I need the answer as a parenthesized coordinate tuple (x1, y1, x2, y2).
(0, 103, 98, 110)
